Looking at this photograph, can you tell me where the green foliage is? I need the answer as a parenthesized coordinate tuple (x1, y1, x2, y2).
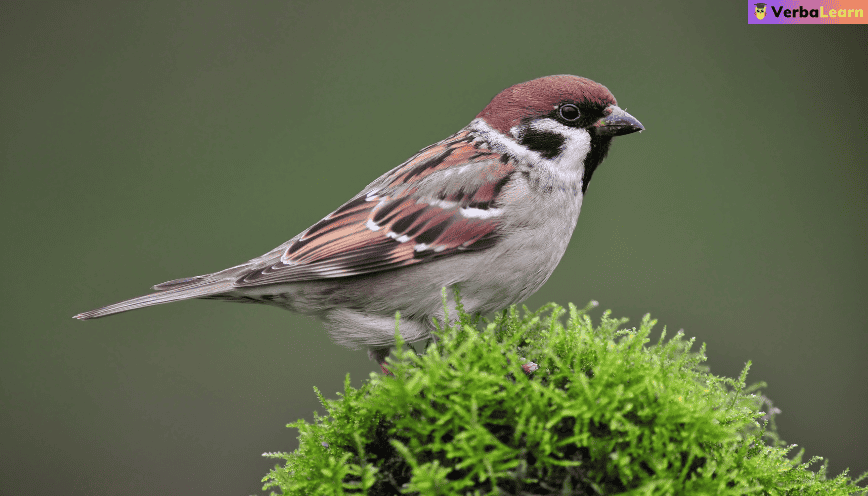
(262, 293, 867, 495)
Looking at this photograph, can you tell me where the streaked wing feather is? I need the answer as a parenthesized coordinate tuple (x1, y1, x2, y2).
(235, 130, 515, 286)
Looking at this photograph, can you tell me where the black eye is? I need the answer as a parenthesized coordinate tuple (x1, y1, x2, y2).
(559, 104, 580, 121)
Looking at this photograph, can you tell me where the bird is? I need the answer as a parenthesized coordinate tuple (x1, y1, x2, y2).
(74, 75, 644, 373)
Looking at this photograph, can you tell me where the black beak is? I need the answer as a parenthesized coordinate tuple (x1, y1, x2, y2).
(592, 106, 644, 137)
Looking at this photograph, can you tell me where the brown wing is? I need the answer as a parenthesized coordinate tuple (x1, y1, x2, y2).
(235, 130, 517, 286)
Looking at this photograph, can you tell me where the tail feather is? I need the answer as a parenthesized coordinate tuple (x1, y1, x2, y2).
(73, 280, 235, 320)
(152, 275, 209, 291)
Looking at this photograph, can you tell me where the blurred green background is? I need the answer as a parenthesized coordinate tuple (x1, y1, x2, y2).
(2, 1, 866, 494)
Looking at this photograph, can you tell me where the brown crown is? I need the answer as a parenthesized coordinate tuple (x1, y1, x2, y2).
(476, 75, 617, 134)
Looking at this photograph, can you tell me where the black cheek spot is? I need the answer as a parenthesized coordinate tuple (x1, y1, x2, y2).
(519, 129, 566, 159)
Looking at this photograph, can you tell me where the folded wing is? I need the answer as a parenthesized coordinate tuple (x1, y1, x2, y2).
(235, 130, 517, 286)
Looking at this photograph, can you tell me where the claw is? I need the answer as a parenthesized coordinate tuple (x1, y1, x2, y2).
(521, 361, 539, 375)
(380, 362, 394, 376)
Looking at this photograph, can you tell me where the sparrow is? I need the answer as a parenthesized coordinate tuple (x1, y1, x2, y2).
(74, 75, 644, 372)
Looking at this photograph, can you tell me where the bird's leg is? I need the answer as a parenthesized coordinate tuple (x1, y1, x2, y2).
(367, 346, 393, 376)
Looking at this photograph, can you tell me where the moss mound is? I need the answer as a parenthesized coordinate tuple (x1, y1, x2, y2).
(263, 296, 866, 495)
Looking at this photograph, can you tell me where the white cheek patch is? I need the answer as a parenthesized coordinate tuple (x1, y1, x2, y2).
(526, 118, 592, 169)
(469, 118, 544, 165)
(469, 118, 592, 179)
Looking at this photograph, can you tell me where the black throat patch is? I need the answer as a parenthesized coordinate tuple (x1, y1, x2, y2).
(581, 135, 613, 194)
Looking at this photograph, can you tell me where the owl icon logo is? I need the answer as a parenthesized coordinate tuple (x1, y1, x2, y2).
(754, 3, 767, 19)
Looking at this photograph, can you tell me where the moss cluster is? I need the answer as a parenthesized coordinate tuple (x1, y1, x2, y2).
(262, 296, 866, 495)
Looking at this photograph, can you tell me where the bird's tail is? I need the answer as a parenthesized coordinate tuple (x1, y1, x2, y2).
(73, 276, 235, 320)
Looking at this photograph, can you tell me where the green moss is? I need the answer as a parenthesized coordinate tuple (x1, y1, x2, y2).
(262, 293, 867, 495)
